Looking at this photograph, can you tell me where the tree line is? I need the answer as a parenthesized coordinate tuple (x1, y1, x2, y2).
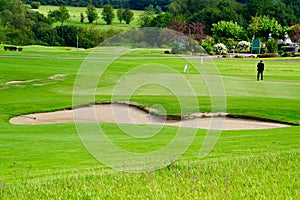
(1, 0, 300, 51)
(139, 0, 300, 54)
(22, 0, 170, 10)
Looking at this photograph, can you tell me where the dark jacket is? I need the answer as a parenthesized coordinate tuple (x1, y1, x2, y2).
(257, 62, 264, 71)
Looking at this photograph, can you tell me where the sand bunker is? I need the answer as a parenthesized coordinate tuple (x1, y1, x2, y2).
(3, 74, 68, 88)
(48, 74, 68, 80)
(9, 103, 291, 130)
(4, 80, 36, 85)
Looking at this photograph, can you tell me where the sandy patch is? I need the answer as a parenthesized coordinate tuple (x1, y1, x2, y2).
(3, 74, 68, 88)
(48, 74, 68, 80)
(32, 83, 52, 86)
(4, 80, 36, 85)
(9, 103, 291, 130)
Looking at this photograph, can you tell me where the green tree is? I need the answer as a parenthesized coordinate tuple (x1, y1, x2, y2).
(139, 4, 155, 27)
(31, 1, 40, 9)
(56, 25, 79, 47)
(246, 0, 274, 19)
(86, 4, 99, 23)
(155, 5, 162, 14)
(268, 1, 296, 26)
(248, 15, 283, 41)
(122, 8, 134, 24)
(282, 0, 300, 20)
(168, 0, 187, 16)
(78, 26, 105, 48)
(211, 21, 245, 41)
(101, 4, 115, 25)
(128, 0, 170, 10)
(217, 0, 246, 26)
(116, 8, 124, 23)
(191, 7, 222, 35)
(0, 0, 30, 29)
(0, 0, 36, 44)
(37, 28, 61, 46)
(150, 12, 173, 28)
(27, 10, 54, 46)
(0, 16, 6, 42)
(48, 5, 70, 26)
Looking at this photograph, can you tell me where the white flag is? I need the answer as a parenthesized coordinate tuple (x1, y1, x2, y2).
(184, 64, 188, 73)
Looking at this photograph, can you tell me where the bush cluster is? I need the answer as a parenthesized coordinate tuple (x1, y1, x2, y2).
(213, 43, 227, 55)
(236, 41, 250, 52)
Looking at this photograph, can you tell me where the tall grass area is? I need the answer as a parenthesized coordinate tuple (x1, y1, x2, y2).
(0, 45, 299, 198)
(35, 5, 143, 30)
(1, 152, 298, 199)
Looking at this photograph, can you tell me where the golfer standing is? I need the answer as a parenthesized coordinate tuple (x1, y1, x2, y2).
(257, 60, 264, 81)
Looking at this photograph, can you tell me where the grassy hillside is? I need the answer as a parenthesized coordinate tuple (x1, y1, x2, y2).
(34, 5, 143, 30)
(0, 45, 299, 199)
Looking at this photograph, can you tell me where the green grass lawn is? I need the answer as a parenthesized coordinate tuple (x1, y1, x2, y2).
(0, 45, 299, 199)
(34, 5, 143, 30)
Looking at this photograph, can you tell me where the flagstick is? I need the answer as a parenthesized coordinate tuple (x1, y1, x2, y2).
(186, 68, 190, 96)
(188, 76, 190, 96)
(184, 64, 190, 96)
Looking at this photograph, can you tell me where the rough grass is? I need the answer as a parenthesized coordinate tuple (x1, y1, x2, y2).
(0, 45, 299, 198)
(1, 152, 299, 199)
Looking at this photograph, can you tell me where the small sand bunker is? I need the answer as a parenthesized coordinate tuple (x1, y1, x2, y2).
(3, 74, 68, 88)
(9, 103, 291, 130)
(48, 74, 68, 80)
(4, 80, 36, 86)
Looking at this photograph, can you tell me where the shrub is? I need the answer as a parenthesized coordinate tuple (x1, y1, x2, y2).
(278, 50, 285, 56)
(31, 2, 40, 9)
(282, 52, 292, 57)
(266, 38, 278, 53)
(261, 46, 267, 54)
(200, 36, 215, 54)
(225, 38, 236, 50)
(213, 43, 227, 55)
(204, 45, 213, 54)
(257, 53, 279, 58)
(236, 41, 250, 51)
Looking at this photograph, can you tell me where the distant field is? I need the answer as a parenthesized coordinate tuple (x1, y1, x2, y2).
(34, 5, 143, 30)
(0, 44, 299, 198)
